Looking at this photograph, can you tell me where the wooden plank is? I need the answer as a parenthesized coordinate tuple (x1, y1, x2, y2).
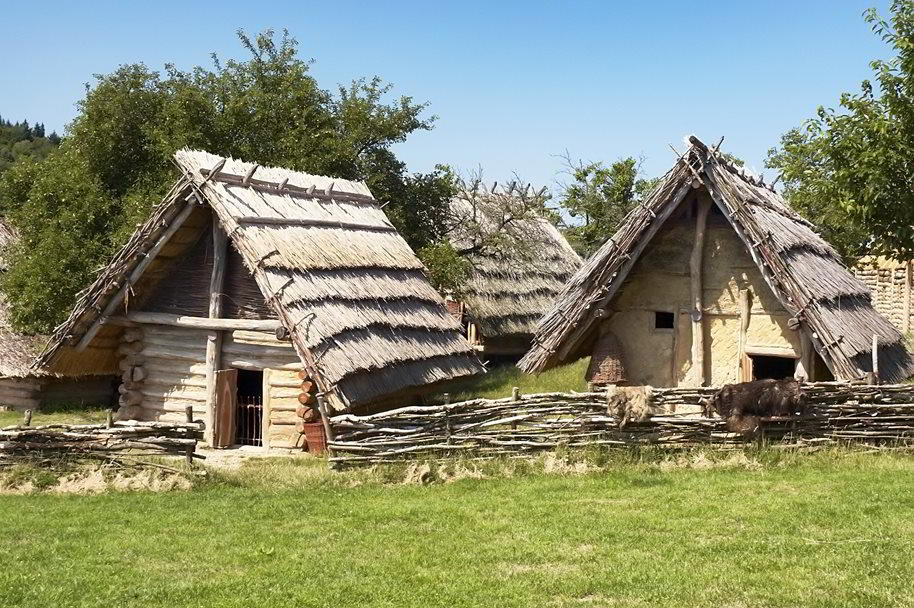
(212, 368, 237, 448)
(125, 311, 282, 332)
(237, 216, 397, 233)
(77, 202, 196, 352)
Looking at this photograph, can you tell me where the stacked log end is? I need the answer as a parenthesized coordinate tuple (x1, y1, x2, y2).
(116, 327, 146, 420)
(294, 371, 323, 451)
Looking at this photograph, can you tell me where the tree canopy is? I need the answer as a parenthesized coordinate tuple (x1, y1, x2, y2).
(0, 30, 455, 333)
(767, 1, 914, 262)
(0, 117, 59, 176)
(559, 156, 659, 257)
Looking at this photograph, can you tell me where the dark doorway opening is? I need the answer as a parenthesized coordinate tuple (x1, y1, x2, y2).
(750, 355, 796, 380)
(235, 369, 263, 446)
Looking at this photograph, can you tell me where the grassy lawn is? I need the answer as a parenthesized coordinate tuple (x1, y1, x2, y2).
(436, 358, 591, 401)
(2, 449, 913, 607)
(0, 404, 108, 427)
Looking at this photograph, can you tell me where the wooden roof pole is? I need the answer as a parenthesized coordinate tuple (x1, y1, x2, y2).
(205, 218, 228, 446)
(690, 195, 711, 386)
(75, 202, 196, 352)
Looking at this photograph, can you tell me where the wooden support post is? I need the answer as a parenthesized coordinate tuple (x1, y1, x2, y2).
(905, 260, 912, 335)
(738, 290, 751, 382)
(872, 333, 880, 384)
(185, 405, 195, 466)
(76, 203, 196, 352)
(316, 394, 334, 445)
(204, 220, 228, 445)
(689, 196, 712, 386)
(795, 329, 813, 382)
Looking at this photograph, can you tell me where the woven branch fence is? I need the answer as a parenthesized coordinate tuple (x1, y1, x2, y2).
(327, 382, 914, 466)
(0, 408, 205, 468)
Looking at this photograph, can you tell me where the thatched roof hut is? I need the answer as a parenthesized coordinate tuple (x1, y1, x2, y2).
(445, 188, 581, 356)
(35, 150, 482, 447)
(520, 136, 914, 385)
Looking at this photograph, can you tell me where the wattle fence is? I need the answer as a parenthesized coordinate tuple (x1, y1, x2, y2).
(327, 382, 914, 467)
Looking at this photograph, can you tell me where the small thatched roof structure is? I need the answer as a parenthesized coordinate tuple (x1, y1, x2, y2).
(0, 219, 46, 378)
(446, 188, 581, 341)
(520, 135, 914, 383)
(36, 150, 483, 410)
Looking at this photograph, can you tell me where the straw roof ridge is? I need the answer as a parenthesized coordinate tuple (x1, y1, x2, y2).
(520, 135, 914, 383)
(35, 150, 483, 407)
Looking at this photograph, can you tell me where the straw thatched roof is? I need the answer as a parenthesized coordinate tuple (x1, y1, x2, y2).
(446, 190, 581, 340)
(35, 150, 483, 409)
(520, 135, 914, 383)
(0, 219, 47, 378)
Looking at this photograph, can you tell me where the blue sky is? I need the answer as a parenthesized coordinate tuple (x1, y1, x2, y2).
(0, 1, 891, 189)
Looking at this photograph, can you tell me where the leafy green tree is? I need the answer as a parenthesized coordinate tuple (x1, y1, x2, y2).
(0, 115, 59, 174)
(0, 29, 453, 333)
(560, 155, 659, 257)
(767, 1, 914, 262)
(417, 241, 471, 295)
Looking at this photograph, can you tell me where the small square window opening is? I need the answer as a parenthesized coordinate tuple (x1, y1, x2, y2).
(654, 311, 675, 330)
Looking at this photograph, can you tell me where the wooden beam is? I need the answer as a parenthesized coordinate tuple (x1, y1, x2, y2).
(123, 312, 282, 332)
(689, 196, 711, 386)
(205, 221, 228, 445)
(236, 216, 397, 233)
(198, 169, 377, 205)
(76, 203, 197, 352)
(743, 345, 799, 358)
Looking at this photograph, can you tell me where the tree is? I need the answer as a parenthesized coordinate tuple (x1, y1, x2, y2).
(0, 115, 59, 174)
(559, 155, 659, 257)
(767, 1, 914, 262)
(418, 171, 555, 295)
(0, 29, 453, 333)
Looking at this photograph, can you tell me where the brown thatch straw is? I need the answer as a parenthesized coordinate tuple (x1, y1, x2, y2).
(446, 190, 581, 340)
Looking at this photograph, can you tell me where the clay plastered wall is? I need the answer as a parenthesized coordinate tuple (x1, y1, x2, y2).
(607, 207, 801, 387)
(854, 258, 912, 333)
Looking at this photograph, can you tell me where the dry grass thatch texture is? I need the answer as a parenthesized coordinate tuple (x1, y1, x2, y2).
(446, 192, 581, 339)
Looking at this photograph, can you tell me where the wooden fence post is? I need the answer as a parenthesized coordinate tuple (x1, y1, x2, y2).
(185, 405, 195, 467)
(871, 334, 880, 385)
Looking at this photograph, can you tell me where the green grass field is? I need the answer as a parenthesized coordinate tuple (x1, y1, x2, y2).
(0, 404, 108, 428)
(436, 358, 591, 401)
(2, 449, 914, 607)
